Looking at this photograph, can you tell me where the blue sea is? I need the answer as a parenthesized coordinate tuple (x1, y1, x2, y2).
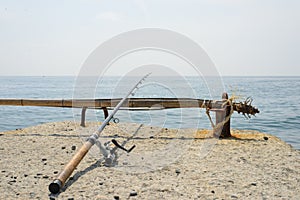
(0, 76, 299, 150)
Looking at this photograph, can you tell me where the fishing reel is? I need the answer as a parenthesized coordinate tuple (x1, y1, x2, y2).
(95, 139, 135, 167)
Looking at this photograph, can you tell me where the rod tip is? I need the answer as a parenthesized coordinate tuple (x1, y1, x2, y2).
(49, 180, 62, 194)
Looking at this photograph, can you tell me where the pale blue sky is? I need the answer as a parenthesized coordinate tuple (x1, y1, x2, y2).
(0, 0, 299, 76)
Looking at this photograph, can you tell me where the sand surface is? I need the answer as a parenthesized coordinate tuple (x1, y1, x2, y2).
(0, 121, 299, 199)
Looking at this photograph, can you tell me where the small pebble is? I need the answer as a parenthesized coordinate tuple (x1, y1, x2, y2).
(24, 174, 28, 177)
(29, 192, 35, 198)
(61, 146, 66, 149)
(130, 191, 138, 196)
(42, 158, 47, 162)
(149, 136, 154, 139)
(114, 196, 120, 200)
(53, 171, 58, 174)
(263, 136, 269, 141)
(99, 182, 104, 185)
(251, 182, 257, 186)
(211, 190, 215, 194)
(231, 194, 238, 199)
(175, 169, 181, 174)
(67, 198, 74, 200)
(71, 145, 76, 151)
(42, 175, 49, 179)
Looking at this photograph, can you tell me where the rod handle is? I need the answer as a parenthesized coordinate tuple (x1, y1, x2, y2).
(49, 140, 93, 194)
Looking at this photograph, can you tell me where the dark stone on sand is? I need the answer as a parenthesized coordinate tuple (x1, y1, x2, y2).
(99, 182, 104, 185)
(114, 195, 120, 200)
(175, 169, 181, 174)
(67, 198, 74, 200)
(42, 158, 47, 162)
(62, 146, 66, 149)
(54, 171, 58, 174)
(251, 182, 257, 186)
(149, 136, 154, 139)
(71, 145, 76, 151)
(130, 191, 138, 196)
(263, 136, 269, 141)
(211, 190, 215, 194)
(42, 175, 49, 179)
(24, 174, 28, 177)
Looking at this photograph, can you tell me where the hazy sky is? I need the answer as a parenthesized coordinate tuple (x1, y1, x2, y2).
(0, 0, 299, 76)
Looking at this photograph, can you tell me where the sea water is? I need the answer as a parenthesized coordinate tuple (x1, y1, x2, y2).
(0, 76, 299, 149)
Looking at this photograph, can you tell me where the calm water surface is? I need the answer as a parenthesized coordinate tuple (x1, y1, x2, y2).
(0, 76, 299, 149)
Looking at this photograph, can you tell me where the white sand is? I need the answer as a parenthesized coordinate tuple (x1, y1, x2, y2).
(0, 121, 299, 199)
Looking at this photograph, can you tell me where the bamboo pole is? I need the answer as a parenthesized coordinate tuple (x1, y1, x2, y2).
(0, 98, 259, 115)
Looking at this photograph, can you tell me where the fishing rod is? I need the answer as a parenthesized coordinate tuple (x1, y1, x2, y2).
(48, 73, 151, 194)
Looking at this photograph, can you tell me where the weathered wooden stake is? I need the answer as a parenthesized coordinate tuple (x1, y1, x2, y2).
(215, 93, 231, 138)
(102, 107, 108, 119)
(80, 107, 87, 127)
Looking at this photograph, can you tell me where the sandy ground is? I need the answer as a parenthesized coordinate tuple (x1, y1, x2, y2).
(0, 121, 299, 200)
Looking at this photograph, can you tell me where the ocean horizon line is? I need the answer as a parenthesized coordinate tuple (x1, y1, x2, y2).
(1, 75, 300, 78)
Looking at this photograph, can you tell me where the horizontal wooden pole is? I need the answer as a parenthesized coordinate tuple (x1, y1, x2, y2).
(0, 98, 217, 108)
(0, 98, 259, 115)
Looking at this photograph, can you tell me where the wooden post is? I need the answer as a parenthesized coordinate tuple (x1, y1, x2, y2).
(102, 107, 108, 119)
(215, 93, 231, 138)
(80, 107, 87, 127)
